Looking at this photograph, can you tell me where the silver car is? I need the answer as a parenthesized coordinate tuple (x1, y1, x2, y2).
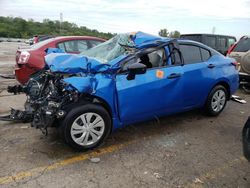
(228, 36, 250, 83)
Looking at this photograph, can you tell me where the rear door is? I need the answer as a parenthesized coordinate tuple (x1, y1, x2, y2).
(180, 43, 214, 108)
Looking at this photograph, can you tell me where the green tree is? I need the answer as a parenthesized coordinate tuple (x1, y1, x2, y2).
(158, 29, 169, 37)
(0, 16, 115, 39)
(169, 30, 181, 38)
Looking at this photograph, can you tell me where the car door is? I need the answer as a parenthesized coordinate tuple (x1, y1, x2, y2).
(180, 43, 214, 108)
(115, 47, 184, 124)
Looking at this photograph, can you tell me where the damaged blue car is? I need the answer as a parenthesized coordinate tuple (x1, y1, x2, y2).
(5, 32, 239, 150)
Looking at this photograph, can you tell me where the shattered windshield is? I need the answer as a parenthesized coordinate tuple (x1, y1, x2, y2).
(81, 33, 135, 63)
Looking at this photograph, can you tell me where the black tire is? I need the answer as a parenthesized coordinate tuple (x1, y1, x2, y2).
(205, 85, 228, 116)
(243, 117, 250, 162)
(60, 104, 111, 151)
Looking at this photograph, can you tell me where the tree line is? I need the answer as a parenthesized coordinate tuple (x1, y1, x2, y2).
(0, 16, 180, 39)
(0, 16, 114, 39)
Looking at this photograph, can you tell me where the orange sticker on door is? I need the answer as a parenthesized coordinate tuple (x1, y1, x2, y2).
(156, 70, 164, 78)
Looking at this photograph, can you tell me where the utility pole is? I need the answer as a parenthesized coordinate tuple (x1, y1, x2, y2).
(212, 26, 216, 34)
(60, 12, 63, 34)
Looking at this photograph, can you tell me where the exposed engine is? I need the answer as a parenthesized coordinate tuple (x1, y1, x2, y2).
(7, 70, 79, 134)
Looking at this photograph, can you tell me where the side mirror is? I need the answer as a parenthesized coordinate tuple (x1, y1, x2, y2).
(126, 62, 147, 80)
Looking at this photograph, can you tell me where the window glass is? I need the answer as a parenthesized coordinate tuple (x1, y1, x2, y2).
(228, 38, 236, 47)
(57, 43, 66, 51)
(200, 48, 211, 61)
(78, 40, 88, 52)
(205, 36, 216, 48)
(218, 37, 226, 48)
(121, 48, 166, 71)
(180, 45, 202, 64)
(63, 40, 78, 52)
(233, 37, 250, 52)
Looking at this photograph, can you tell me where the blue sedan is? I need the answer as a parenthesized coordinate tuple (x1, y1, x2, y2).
(25, 32, 239, 150)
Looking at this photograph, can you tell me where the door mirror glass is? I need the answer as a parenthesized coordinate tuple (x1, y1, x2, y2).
(127, 62, 147, 80)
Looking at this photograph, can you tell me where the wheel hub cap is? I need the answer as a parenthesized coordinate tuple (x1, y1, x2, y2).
(211, 90, 226, 112)
(70, 112, 105, 146)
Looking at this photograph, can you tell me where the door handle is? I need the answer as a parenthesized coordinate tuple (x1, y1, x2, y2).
(207, 64, 216, 69)
(167, 73, 182, 79)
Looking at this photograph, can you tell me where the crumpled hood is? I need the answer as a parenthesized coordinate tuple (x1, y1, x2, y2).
(45, 53, 110, 74)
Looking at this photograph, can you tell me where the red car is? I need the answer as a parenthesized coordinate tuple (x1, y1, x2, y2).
(15, 36, 105, 84)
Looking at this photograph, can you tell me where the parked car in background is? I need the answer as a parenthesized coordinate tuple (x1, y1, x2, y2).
(15, 36, 105, 84)
(180, 34, 236, 55)
(14, 32, 239, 150)
(227, 36, 250, 82)
(32, 35, 54, 45)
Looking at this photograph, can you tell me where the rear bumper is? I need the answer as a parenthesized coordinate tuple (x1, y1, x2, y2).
(239, 72, 250, 82)
(243, 117, 250, 162)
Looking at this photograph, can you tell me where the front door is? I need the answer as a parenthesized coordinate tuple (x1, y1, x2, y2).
(116, 48, 184, 124)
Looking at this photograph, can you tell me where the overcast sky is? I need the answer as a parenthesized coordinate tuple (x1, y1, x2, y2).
(0, 0, 249, 38)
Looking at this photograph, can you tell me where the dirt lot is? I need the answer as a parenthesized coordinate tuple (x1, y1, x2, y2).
(0, 42, 249, 188)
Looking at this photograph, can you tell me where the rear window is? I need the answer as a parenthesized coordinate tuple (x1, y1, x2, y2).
(233, 37, 250, 52)
(30, 38, 55, 50)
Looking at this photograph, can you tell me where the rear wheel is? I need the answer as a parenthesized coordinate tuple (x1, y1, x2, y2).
(60, 104, 111, 151)
(205, 85, 228, 116)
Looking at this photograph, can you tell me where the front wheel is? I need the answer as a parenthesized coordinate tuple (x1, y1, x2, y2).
(60, 104, 111, 151)
(205, 85, 228, 116)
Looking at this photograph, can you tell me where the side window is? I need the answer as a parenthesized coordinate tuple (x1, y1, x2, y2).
(57, 43, 66, 51)
(180, 45, 202, 64)
(228, 38, 236, 47)
(147, 49, 165, 68)
(121, 48, 166, 72)
(78, 40, 88, 52)
(205, 36, 216, 49)
(57, 40, 78, 53)
(200, 48, 211, 61)
(217, 37, 227, 48)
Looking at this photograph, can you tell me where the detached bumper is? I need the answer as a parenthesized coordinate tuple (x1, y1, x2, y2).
(243, 117, 250, 162)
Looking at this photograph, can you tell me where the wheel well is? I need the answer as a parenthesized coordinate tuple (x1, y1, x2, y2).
(215, 81, 231, 100)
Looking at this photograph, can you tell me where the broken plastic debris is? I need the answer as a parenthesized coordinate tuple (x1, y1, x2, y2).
(20, 125, 29, 129)
(89, 157, 101, 163)
(153, 172, 162, 179)
(194, 178, 204, 184)
(231, 95, 247, 104)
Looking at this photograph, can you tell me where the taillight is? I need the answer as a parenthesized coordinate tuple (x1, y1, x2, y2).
(227, 43, 237, 56)
(18, 51, 30, 64)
